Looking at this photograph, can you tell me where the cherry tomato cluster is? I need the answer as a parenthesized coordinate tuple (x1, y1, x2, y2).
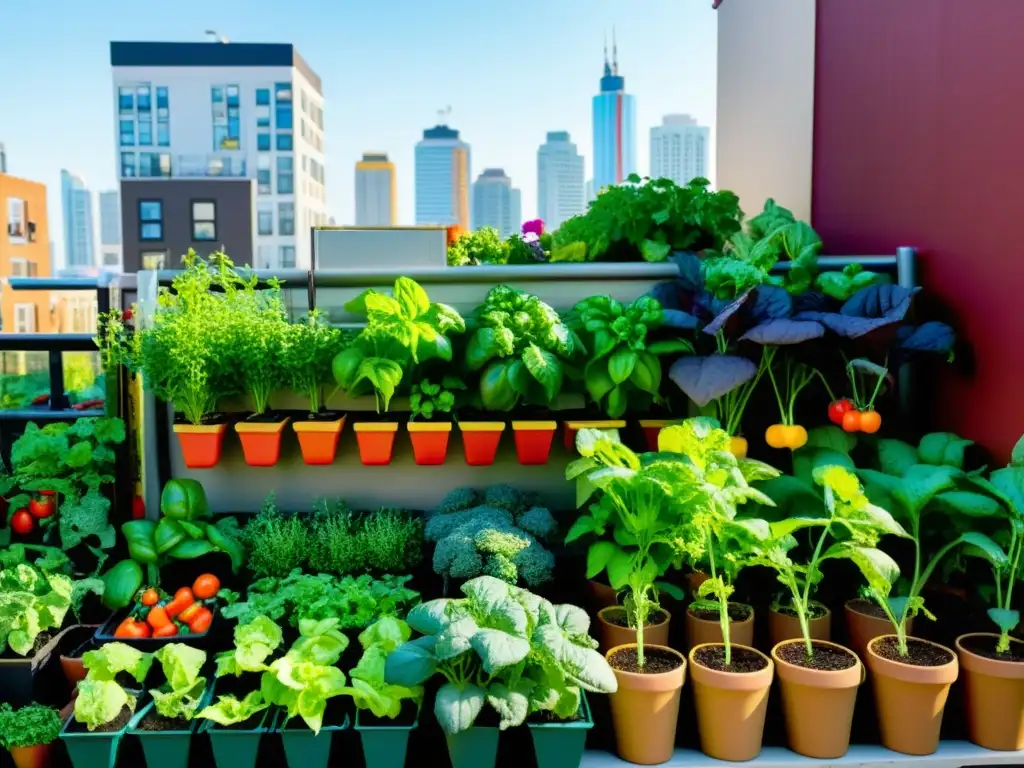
(115, 574, 220, 639)
(828, 399, 882, 434)
(10, 492, 57, 535)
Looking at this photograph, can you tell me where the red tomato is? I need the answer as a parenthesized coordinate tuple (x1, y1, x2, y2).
(828, 399, 855, 425)
(842, 410, 862, 433)
(11, 510, 34, 535)
(29, 497, 54, 519)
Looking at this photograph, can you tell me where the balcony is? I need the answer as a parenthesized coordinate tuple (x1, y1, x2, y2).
(130, 153, 249, 180)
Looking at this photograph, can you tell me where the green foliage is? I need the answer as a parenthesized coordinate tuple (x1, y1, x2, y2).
(359, 508, 425, 573)
(74, 678, 135, 731)
(214, 615, 284, 678)
(149, 644, 208, 721)
(447, 227, 508, 266)
(0, 564, 73, 656)
(384, 576, 616, 734)
(570, 294, 692, 418)
(243, 493, 310, 579)
(409, 376, 465, 421)
(307, 499, 364, 575)
(284, 310, 347, 414)
(232, 275, 292, 415)
(553, 175, 742, 262)
(333, 277, 466, 412)
(344, 617, 422, 719)
(0, 703, 62, 749)
(426, 487, 557, 589)
(816, 263, 884, 301)
(220, 569, 420, 631)
(82, 642, 153, 684)
(465, 285, 585, 411)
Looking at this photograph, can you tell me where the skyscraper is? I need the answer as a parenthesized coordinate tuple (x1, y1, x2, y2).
(472, 169, 521, 238)
(0, 142, 6, 174)
(98, 191, 122, 270)
(650, 114, 710, 186)
(110, 41, 325, 270)
(592, 33, 636, 195)
(60, 170, 96, 269)
(537, 132, 585, 230)
(355, 152, 397, 226)
(415, 124, 470, 230)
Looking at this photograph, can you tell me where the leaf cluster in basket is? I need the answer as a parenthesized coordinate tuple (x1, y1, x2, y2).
(0, 562, 102, 656)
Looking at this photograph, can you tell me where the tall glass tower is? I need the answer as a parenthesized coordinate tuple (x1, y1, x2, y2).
(592, 33, 636, 195)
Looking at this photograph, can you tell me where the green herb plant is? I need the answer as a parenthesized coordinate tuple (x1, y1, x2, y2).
(285, 310, 346, 417)
(384, 576, 616, 733)
(409, 376, 465, 421)
(447, 227, 507, 266)
(570, 295, 692, 418)
(0, 703, 62, 750)
(243, 492, 311, 579)
(231, 275, 291, 417)
(815, 263, 884, 301)
(465, 285, 585, 411)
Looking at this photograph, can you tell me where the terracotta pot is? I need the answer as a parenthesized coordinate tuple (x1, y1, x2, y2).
(689, 643, 774, 761)
(684, 604, 754, 652)
(606, 644, 687, 765)
(292, 416, 346, 465)
(596, 607, 670, 652)
(353, 422, 398, 465)
(685, 571, 709, 596)
(866, 635, 958, 755)
(458, 422, 505, 465)
(512, 421, 557, 465)
(407, 422, 452, 465)
(587, 580, 618, 612)
(563, 420, 625, 451)
(9, 743, 52, 768)
(771, 639, 862, 758)
(768, 605, 832, 647)
(956, 633, 1024, 750)
(844, 599, 912, 658)
(639, 419, 667, 452)
(173, 423, 227, 468)
(235, 417, 289, 467)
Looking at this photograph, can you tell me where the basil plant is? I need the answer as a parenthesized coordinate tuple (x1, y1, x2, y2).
(383, 576, 617, 734)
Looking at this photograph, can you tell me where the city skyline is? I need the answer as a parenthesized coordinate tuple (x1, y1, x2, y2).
(0, 0, 717, 262)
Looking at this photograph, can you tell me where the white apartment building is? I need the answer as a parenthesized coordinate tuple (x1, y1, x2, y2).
(471, 169, 521, 239)
(537, 131, 585, 230)
(415, 125, 470, 230)
(650, 114, 710, 186)
(110, 41, 326, 269)
(97, 190, 122, 270)
(354, 153, 396, 226)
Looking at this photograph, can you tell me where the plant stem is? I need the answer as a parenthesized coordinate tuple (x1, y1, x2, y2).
(707, 531, 731, 666)
(799, 525, 832, 658)
(766, 354, 786, 425)
(812, 369, 838, 402)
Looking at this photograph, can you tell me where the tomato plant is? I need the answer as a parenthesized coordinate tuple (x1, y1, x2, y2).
(764, 355, 818, 451)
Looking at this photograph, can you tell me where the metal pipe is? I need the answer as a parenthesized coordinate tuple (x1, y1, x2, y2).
(0, 333, 97, 351)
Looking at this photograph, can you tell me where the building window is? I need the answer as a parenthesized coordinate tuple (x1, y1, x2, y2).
(275, 102, 293, 130)
(118, 86, 134, 113)
(278, 202, 295, 236)
(137, 86, 151, 111)
(191, 201, 217, 241)
(257, 203, 273, 236)
(212, 84, 241, 150)
(120, 152, 136, 177)
(276, 133, 293, 151)
(257, 155, 271, 195)
(276, 156, 294, 194)
(256, 88, 270, 106)
(275, 82, 292, 102)
(119, 119, 135, 146)
(10, 259, 28, 277)
(257, 133, 270, 151)
(141, 251, 166, 270)
(157, 121, 170, 146)
(279, 245, 296, 268)
(256, 105, 270, 128)
(156, 86, 168, 109)
(14, 304, 36, 333)
(139, 200, 163, 241)
(226, 85, 239, 107)
(138, 119, 152, 146)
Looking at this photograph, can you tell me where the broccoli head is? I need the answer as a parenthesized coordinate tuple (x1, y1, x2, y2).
(515, 506, 557, 541)
(434, 487, 482, 516)
(513, 544, 555, 588)
(484, 484, 527, 514)
(483, 553, 519, 583)
(474, 528, 531, 558)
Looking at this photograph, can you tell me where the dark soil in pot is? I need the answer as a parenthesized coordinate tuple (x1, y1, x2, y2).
(242, 410, 286, 424)
(299, 409, 345, 422)
(135, 709, 190, 731)
(959, 634, 1024, 662)
(776, 641, 857, 671)
(693, 645, 768, 673)
(607, 646, 683, 674)
(688, 603, 752, 622)
(872, 636, 954, 666)
(217, 712, 265, 730)
(775, 603, 829, 620)
(359, 700, 418, 727)
(602, 608, 668, 628)
(65, 704, 133, 733)
(527, 708, 584, 724)
(173, 412, 226, 425)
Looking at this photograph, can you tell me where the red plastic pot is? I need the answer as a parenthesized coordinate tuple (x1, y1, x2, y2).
(235, 418, 289, 467)
(292, 416, 347, 465)
(512, 421, 557, 465)
(408, 422, 452, 465)
(173, 423, 227, 468)
(639, 419, 668, 451)
(458, 422, 505, 466)
(354, 422, 399, 465)
(563, 420, 626, 451)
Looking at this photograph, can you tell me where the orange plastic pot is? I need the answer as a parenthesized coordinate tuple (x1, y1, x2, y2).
(173, 423, 227, 468)
(563, 420, 626, 451)
(639, 419, 667, 451)
(353, 422, 399, 466)
(684, 604, 754, 652)
(292, 416, 346, 465)
(458, 422, 505, 465)
(606, 644, 687, 765)
(866, 635, 958, 755)
(512, 421, 557, 464)
(768, 605, 832, 647)
(235, 418, 289, 467)
(956, 633, 1024, 750)
(772, 640, 863, 758)
(9, 743, 52, 768)
(690, 643, 774, 761)
(845, 599, 912, 659)
(596, 606, 671, 652)
(408, 422, 452, 465)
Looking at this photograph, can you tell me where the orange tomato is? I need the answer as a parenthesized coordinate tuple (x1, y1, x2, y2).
(178, 602, 203, 624)
(729, 436, 748, 458)
(187, 607, 214, 634)
(140, 589, 160, 607)
(765, 424, 789, 449)
(115, 619, 151, 638)
(146, 605, 172, 630)
(165, 588, 195, 618)
(859, 410, 882, 434)
(785, 425, 808, 450)
(153, 623, 179, 638)
(842, 410, 862, 433)
(192, 574, 221, 600)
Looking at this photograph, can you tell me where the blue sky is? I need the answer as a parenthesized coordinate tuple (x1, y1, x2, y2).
(0, 0, 717, 264)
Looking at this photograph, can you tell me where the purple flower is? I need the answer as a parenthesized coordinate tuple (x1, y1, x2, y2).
(522, 219, 544, 237)
(523, 232, 540, 245)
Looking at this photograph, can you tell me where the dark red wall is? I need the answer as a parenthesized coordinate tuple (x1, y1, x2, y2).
(811, 0, 1024, 460)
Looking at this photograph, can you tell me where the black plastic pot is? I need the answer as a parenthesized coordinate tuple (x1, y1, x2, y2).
(354, 706, 420, 768)
(0, 624, 77, 707)
(94, 608, 219, 650)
